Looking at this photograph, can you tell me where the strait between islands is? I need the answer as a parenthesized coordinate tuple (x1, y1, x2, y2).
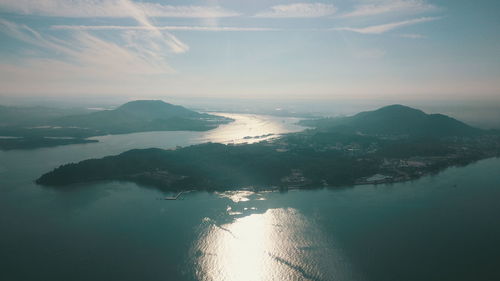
(36, 104, 500, 191)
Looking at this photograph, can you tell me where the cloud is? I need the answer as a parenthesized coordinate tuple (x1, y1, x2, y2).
(117, 0, 188, 54)
(333, 17, 438, 34)
(0, 19, 173, 76)
(0, 0, 239, 18)
(254, 3, 337, 18)
(0, 19, 84, 57)
(0, 17, 184, 96)
(0, 0, 190, 54)
(51, 25, 280, 32)
(341, 0, 437, 18)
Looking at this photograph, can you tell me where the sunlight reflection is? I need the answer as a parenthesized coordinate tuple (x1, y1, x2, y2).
(200, 113, 304, 144)
(216, 190, 262, 203)
(192, 208, 362, 281)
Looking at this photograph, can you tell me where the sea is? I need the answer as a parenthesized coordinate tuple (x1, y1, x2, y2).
(1, 113, 499, 281)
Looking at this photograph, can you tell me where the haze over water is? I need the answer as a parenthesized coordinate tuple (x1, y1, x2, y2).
(1, 114, 499, 281)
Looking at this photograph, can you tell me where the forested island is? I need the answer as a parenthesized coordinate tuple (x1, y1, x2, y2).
(0, 100, 232, 150)
(36, 105, 500, 191)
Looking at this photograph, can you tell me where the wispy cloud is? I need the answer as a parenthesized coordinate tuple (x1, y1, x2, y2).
(0, 19, 172, 75)
(0, 0, 240, 18)
(0, 15, 185, 96)
(341, 0, 437, 18)
(0, 0, 191, 54)
(254, 3, 337, 18)
(334, 17, 438, 34)
(51, 25, 279, 32)
(117, 0, 188, 54)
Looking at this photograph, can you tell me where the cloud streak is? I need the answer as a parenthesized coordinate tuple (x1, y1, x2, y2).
(117, 0, 188, 54)
(254, 3, 337, 18)
(0, 0, 240, 18)
(51, 25, 280, 32)
(333, 17, 439, 34)
(341, 0, 437, 18)
(0, 19, 172, 75)
(0, 1, 196, 96)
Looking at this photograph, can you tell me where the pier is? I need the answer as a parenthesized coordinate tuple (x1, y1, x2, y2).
(164, 191, 183, 200)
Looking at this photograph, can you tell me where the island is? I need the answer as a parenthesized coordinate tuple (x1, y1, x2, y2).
(0, 100, 232, 150)
(36, 105, 500, 191)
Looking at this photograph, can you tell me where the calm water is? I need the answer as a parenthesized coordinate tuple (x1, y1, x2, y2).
(1, 113, 499, 281)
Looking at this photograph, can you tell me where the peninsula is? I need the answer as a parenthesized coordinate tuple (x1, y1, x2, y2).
(36, 105, 500, 191)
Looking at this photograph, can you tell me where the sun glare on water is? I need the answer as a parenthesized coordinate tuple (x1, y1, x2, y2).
(200, 113, 304, 144)
(191, 202, 362, 281)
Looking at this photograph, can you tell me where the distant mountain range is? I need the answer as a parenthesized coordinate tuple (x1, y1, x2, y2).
(300, 104, 483, 137)
(0, 105, 91, 127)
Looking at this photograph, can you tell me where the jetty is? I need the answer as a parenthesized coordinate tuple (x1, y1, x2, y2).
(164, 191, 183, 200)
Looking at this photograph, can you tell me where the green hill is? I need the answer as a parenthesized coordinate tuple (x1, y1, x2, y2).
(52, 100, 231, 134)
(117, 100, 201, 119)
(301, 104, 482, 137)
(0, 100, 232, 149)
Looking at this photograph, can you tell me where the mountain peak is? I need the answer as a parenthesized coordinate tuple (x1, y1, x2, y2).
(52, 99, 229, 134)
(371, 104, 426, 116)
(115, 100, 199, 120)
(305, 104, 482, 137)
(118, 100, 173, 110)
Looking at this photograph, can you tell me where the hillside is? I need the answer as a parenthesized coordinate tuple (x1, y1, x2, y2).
(52, 100, 231, 134)
(300, 105, 482, 137)
(0, 100, 232, 150)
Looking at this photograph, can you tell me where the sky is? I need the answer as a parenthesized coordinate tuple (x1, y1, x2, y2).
(0, 0, 499, 101)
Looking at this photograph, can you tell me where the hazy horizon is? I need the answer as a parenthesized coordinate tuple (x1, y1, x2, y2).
(2, 94, 500, 130)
